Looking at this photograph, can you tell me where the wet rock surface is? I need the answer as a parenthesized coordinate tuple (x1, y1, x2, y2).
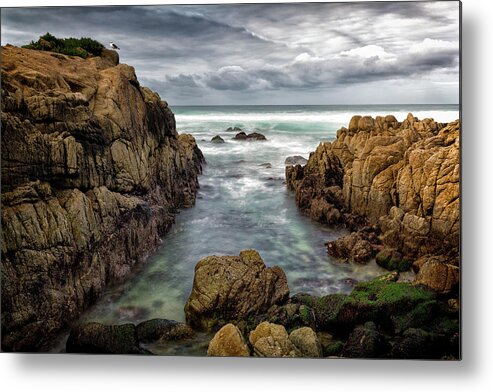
(1, 45, 204, 351)
(184, 250, 289, 331)
(286, 113, 460, 294)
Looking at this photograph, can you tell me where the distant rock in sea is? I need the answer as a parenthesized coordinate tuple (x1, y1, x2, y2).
(211, 135, 225, 143)
(233, 131, 267, 141)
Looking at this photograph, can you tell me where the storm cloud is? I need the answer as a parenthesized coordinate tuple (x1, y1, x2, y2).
(1, 2, 460, 104)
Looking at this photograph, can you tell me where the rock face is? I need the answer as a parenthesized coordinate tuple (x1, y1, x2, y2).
(207, 323, 250, 357)
(286, 113, 460, 285)
(1, 45, 204, 351)
(184, 250, 289, 330)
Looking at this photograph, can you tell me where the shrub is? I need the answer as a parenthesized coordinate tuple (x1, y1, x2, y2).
(22, 33, 104, 59)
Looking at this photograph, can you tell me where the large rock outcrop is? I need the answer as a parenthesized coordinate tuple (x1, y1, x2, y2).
(184, 250, 289, 331)
(286, 114, 460, 282)
(1, 45, 204, 351)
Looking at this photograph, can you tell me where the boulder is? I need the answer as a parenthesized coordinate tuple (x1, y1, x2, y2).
(226, 126, 243, 132)
(285, 156, 308, 166)
(341, 321, 388, 358)
(289, 327, 322, 357)
(326, 232, 377, 264)
(249, 322, 299, 357)
(66, 322, 145, 354)
(207, 323, 250, 357)
(211, 135, 225, 144)
(136, 319, 194, 342)
(184, 250, 289, 330)
(376, 248, 411, 272)
(233, 132, 267, 141)
(413, 258, 460, 294)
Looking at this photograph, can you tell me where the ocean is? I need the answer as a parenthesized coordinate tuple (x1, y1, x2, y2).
(81, 104, 459, 348)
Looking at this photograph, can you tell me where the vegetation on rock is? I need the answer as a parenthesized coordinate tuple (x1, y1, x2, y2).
(22, 32, 104, 58)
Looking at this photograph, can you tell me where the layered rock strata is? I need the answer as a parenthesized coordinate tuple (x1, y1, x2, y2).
(1, 45, 204, 351)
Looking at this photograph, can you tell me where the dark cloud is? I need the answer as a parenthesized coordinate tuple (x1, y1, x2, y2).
(1, 2, 460, 104)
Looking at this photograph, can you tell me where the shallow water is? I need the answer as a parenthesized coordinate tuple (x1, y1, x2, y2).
(80, 105, 459, 354)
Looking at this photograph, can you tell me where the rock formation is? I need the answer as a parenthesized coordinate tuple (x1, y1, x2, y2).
(1, 45, 204, 351)
(286, 114, 460, 290)
(207, 323, 250, 357)
(233, 131, 267, 141)
(187, 250, 458, 359)
(184, 249, 289, 330)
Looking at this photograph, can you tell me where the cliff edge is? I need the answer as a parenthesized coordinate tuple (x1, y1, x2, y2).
(1, 45, 204, 351)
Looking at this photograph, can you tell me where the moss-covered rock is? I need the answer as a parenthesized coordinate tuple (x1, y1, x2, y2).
(375, 248, 411, 272)
(342, 321, 389, 358)
(136, 319, 194, 343)
(66, 322, 147, 354)
(292, 277, 436, 331)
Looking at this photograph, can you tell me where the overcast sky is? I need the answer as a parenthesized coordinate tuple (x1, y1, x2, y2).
(1, 2, 460, 105)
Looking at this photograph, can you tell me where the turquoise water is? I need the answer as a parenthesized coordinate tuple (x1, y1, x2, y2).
(82, 105, 459, 329)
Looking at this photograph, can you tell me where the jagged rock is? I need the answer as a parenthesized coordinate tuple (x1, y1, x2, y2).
(286, 114, 460, 263)
(326, 231, 377, 264)
(66, 322, 146, 354)
(211, 135, 225, 144)
(136, 319, 194, 343)
(184, 250, 289, 330)
(289, 327, 322, 357)
(1, 45, 204, 351)
(207, 323, 250, 357)
(285, 155, 308, 166)
(413, 258, 460, 294)
(249, 322, 299, 357)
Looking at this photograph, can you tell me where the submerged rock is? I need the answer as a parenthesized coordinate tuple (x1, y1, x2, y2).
(207, 323, 250, 357)
(136, 319, 194, 343)
(233, 131, 267, 141)
(211, 135, 225, 144)
(184, 250, 289, 330)
(226, 126, 243, 132)
(66, 322, 146, 354)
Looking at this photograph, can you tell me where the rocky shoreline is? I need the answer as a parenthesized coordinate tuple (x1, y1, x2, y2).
(1, 45, 204, 351)
(286, 114, 460, 293)
(68, 250, 459, 359)
(1, 44, 459, 358)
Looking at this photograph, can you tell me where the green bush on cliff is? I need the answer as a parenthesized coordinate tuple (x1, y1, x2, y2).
(22, 32, 104, 59)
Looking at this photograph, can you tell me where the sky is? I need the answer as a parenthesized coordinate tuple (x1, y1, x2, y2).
(1, 1, 460, 105)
